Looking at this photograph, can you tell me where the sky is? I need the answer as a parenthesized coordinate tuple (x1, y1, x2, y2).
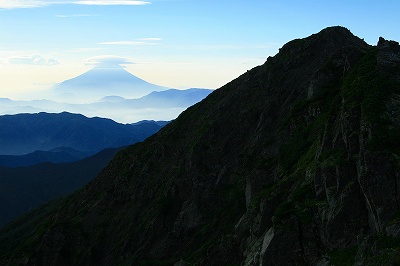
(0, 0, 400, 99)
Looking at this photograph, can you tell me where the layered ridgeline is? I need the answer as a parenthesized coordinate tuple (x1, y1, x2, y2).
(0, 88, 213, 124)
(0, 112, 166, 156)
(0, 147, 122, 228)
(0, 114, 168, 229)
(1, 26, 400, 265)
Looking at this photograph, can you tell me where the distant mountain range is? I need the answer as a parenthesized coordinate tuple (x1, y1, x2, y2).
(0, 112, 167, 156)
(0, 88, 213, 123)
(54, 66, 170, 102)
(0, 112, 168, 227)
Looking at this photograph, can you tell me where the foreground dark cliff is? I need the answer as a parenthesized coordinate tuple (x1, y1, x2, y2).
(1, 26, 400, 265)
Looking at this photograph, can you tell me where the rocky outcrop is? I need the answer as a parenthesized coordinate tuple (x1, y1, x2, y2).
(1, 26, 400, 265)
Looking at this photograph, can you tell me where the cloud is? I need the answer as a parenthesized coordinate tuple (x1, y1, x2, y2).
(0, 0, 48, 9)
(84, 55, 134, 68)
(7, 54, 60, 66)
(0, 0, 149, 9)
(99, 38, 161, 46)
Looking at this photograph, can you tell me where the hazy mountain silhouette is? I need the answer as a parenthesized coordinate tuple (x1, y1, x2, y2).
(55, 66, 170, 102)
(132, 88, 214, 107)
(0, 88, 213, 123)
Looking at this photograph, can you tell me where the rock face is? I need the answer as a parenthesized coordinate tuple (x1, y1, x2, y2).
(1, 26, 400, 265)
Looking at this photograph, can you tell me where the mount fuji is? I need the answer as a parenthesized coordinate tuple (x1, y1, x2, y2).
(54, 66, 169, 102)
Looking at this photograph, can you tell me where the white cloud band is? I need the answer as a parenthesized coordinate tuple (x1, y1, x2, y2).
(0, 0, 150, 9)
(84, 55, 134, 68)
(0, 0, 47, 9)
(7, 54, 60, 66)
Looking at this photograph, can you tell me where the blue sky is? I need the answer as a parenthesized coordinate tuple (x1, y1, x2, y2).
(0, 0, 399, 99)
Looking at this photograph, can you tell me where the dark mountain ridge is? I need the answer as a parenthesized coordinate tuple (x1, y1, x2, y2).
(0, 148, 91, 168)
(1, 26, 400, 265)
(0, 147, 122, 228)
(0, 112, 165, 155)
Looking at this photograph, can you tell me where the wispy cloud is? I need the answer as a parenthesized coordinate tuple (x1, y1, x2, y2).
(6, 54, 60, 66)
(99, 38, 161, 46)
(84, 55, 134, 68)
(0, 0, 150, 9)
(0, 0, 48, 9)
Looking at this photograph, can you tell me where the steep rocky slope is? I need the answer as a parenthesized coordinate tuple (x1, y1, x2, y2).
(1, 26, 400, 265)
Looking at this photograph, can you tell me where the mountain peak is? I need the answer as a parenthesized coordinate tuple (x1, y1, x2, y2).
(276, 26, 369, 64)
(315, 25, 354, 38)
(312, 25, 367, 45)
(260, 26, 370, 100)
(54, 67, 170, 102)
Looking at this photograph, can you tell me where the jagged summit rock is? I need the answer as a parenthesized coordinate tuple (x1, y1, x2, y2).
(280, 26, 367, 52)
(272, 26, 369, 76)
(1, 27, 400, 265)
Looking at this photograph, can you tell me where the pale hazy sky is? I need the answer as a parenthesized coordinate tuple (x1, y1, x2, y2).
(0, 0, 399, 99)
